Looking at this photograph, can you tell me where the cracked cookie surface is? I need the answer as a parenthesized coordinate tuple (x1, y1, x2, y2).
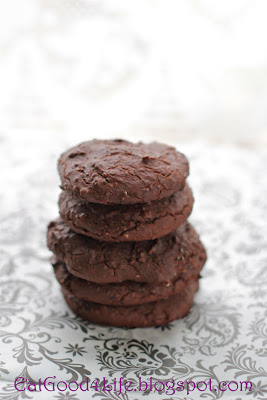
(59, 183, 193, 242)
(62, 280, 199, 327)
(58, 139, 189, 205)
(52, 251, 205, 306)
(47, 219, 206, 285)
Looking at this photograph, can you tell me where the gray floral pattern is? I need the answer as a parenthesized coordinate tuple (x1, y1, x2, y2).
(0, 134, 267, 399)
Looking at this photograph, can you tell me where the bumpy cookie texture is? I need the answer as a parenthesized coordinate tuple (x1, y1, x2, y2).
(59, 184, 193, 242)
(62, 280, 198, 328)
(52, 245, 205, 305)
(47, 219, 206, 285)
(58, 139, 189, 204)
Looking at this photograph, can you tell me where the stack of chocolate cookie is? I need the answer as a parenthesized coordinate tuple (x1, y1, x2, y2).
(47, 139, 206, 328)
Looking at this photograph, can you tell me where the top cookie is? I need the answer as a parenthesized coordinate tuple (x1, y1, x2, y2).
(58, 139, 189, 204)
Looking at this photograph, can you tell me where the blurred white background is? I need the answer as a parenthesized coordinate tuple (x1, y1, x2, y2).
(0, 0, 267, 147)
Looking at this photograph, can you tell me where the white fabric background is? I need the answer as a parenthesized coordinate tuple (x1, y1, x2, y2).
(0, 0, 267, 146)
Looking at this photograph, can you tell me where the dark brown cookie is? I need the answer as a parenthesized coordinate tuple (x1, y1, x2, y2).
(59, 184, 193, 242)
(62, 280, 198, 328)
(58, 139, 189, 205)
(52, 246, 205, 305)
(47, 219, 206, 285)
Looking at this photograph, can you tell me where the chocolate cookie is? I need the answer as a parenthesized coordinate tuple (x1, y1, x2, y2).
(52, 247, 205, 305)
(58, 139, 189, 205)
(47, 219, 206, 284)
(62, 280, 198, 328)
(59, 184, 193, 242)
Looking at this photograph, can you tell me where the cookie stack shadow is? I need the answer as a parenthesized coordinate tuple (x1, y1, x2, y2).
(47, 140, 207, 328)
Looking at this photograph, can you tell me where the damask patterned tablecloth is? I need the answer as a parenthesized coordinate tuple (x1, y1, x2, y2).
(0, 132, 267, 400)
